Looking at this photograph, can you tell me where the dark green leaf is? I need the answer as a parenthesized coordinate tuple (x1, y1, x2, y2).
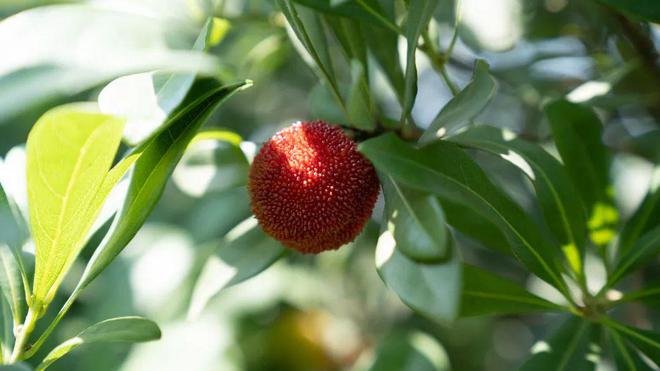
(441, 199, 510, 253)
(0, 245, 23, 329)
(599, 0, 660, 23)
(545, 100, 615, 246)
(420, 60, 497, 143)
(381, 175, 450, 262)
(451, 126, 587, 275)
(362, 23, 405, 103)
(188, 218, 286, 319)
(37, 317, 160, 371)
(359, 134, 567, 293)
(460, 264, 563, 317)
(609, 225, 660, 286)
(609, 329, 655, 371)
(346, 60, 375, 130)
(277, 0, 344, 113)
(292, 0, 401, 33)
(368, 331, 450, 371)
(619, 285, 660, 309)
(401, 0, 440, 126)
(520, 318, 600, 371)
(604, 319, 660, 366)
(0, 182, 29, 314)
(75, 81, 251, 292)
(376, 226, 461, 323)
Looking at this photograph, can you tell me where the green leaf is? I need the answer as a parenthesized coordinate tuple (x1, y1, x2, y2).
(26, 106, 125, 308)
(277, 0, 344, 113)
(609, 225, 660, 286)
(420, 60, 497, 143)
(609, 329, 656, 371)
(36, 316, 160, 371)
(545, 100, 615, 246)
(0, 5, 219, 123)
(618, 285, 660, 309)
(172, 130, 249, 197)
(346, 60, 375, 130)
(362, 22, 405, 103)
(0, 364, 32, 371)
(401, 0, 440, 126)
(188, 218, 286, 319)
(520, 318, 600, 371)
(75, 81, 251, 293)
(309, 83, 346, 124)
(381, 175, 449, 263)
(368, 331, 450, 371)
(0, 181, 30, 309)
(599, 0, 660, 23)
(0, 245, 23, 328)
(618, 168, 660, 256)
(460, 264, 563, 317)
(359, 134, 567, 293)
(376, 227, 461, 323)
(451, 126, 588, 275)
(324, 17, 368, 69)
(291, 0, 401, 33)
(441, 199, 510, 253)
(604, 319, 660, 366)
(98, 17, 219, 145)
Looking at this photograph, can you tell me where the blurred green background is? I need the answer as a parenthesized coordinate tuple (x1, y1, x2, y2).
(0, 0, 658, 370)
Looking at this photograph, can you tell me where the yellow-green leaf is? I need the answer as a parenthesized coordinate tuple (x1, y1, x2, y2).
(26, 106, 125, 309)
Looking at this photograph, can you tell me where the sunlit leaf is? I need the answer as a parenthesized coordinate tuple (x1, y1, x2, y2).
(26, 106, 125, 308)
(460, 264, 563, 317)
(376, 227, 461, 323)
(381, 175, 450, 262)
(188, 218, 286, 319)
(360, 134, 567, 293)
(520, 317, 600, 371)
(420, 60, 497, 143)
(36, 317, 160, 371)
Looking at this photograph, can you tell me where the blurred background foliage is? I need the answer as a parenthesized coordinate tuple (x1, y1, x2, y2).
(0, 0, 658, 370)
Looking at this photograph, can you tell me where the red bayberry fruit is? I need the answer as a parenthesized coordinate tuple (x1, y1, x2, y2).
(248, 120, 380, 254)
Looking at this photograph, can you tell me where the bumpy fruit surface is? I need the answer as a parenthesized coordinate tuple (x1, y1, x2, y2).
(248, 120, 380, 254)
